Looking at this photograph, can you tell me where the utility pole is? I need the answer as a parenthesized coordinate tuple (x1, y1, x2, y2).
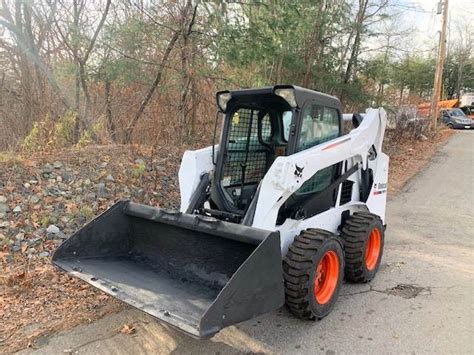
(430, 0, 449, 131)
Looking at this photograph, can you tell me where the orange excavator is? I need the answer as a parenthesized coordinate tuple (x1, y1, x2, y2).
(418, 98, 474, 120)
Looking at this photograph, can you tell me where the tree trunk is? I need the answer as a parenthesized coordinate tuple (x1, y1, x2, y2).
(124, 30, 180, 144)
(104, 80, 116, 142)
(343, 0, 369, 85)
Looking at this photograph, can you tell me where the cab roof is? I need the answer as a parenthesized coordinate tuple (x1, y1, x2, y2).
(219, 85, 342, 112)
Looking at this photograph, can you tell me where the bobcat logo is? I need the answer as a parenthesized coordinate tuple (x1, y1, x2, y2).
(294, 165, 304, 178)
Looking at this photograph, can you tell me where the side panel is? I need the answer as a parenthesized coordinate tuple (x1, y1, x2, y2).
(179, 145, 217, 212)
(366, 152, 389, 222)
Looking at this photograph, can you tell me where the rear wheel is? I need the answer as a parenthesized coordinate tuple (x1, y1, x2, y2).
(341, 212, 384, 282)
(283, 229, 344, 320)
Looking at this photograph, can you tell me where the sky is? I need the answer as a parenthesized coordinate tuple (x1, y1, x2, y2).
(400, 0, 473, 52)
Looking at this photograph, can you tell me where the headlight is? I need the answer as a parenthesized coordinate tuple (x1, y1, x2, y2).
(216, 91, 231, 112)
(274, 88, 297, 108)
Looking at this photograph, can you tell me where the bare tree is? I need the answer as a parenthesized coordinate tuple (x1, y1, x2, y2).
(51, 0, 111, 141)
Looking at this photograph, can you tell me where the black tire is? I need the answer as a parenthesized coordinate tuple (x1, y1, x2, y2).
(283, 229, 344, 320)
(341, 212, 384, 283)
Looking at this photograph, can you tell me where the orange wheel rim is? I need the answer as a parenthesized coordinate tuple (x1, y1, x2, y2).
(365, 228, 381, 270)
(313, 250, 340, 305)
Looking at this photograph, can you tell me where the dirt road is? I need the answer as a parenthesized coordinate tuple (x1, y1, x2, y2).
(23, 131, 474, 354)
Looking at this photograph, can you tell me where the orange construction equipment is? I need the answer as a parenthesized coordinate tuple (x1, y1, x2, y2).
(418, 99, 459, 117)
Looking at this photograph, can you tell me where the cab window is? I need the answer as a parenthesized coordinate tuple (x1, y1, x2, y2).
(282, 111, 293, 141)
(297, 104, 340, 152)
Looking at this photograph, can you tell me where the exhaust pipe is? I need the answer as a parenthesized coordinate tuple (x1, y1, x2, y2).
(53, 201, 284, 338)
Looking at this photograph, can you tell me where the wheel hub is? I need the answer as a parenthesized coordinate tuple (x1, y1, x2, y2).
(365, 228, 381, 270)
(314, 250, 340, 305)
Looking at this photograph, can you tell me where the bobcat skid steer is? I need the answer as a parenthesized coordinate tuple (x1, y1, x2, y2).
(53, 85, 389, 338)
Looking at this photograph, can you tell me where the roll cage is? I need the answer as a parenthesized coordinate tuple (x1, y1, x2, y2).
(210, 85, 344, 218)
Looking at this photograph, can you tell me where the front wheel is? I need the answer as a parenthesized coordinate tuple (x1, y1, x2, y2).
(283, 229, 344, 320)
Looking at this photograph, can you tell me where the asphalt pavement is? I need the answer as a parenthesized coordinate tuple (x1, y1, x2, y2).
(23, 131, 474, 354)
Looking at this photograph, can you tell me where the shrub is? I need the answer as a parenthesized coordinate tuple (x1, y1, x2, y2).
(22, 111, 78, 152)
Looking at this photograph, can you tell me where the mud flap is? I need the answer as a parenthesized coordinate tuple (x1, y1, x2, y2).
(52, 201, 284, 338)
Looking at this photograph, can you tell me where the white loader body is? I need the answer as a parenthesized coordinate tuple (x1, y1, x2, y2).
(179, 108, 389, 256)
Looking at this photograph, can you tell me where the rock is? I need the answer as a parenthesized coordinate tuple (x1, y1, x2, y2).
(97, 183, 107, 198)
(106, 174, 115, 182)
(135, 158, 146, 165)
(15, 232, 25, 241)
(46, 224, 60, 234)
(23, 182, 31, 189)
(28, 237, 42, 247)
(134, 189, 145, 200)
(419, 134, 429, 141)
(47, 229, 66, 240)
(29, 180, 39, 185)
(53, 161, 63, 169)
(0, 221, 9, 228)
(27, 247, 37, 255)
(0, 203, 9, 213)
(53, 231, 67, 240)
(100, 162, 108, 168)
(84, 179, 92, 186)
(56, 176, 63, 183)
(43, 163, 54, 174)
(85, 192, 96, 201)
(62, 171, 74, 182)
(30, 195, 41, 204)
(12, 244, 20, 252)
(13, 206, 22, 213)
(0, 212, 5, 219)
(38, 251, 50, 258)
(0, 196, 7, 203)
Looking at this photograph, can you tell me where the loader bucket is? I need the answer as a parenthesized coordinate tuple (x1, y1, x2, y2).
(52, 201, 284, 338)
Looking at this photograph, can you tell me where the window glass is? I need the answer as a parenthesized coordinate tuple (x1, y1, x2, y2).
(282, 111, 292, 141)
(261, 114, 272, 142)
(297, 104, 340, 151)
(295, 165, 334, 195)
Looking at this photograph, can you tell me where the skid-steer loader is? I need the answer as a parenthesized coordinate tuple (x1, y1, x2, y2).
(53, 85, 389, 338)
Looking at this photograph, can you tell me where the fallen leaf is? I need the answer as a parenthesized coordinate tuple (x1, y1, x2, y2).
(0, 251, 8, 263)
(119, 324, 136, 335)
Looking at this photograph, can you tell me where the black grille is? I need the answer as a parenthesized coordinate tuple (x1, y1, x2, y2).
(339, 180, 353, 205)
(222, 108, 271, 188)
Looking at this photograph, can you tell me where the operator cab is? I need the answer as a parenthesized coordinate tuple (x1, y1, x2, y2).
(204, 85, 343, 222)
